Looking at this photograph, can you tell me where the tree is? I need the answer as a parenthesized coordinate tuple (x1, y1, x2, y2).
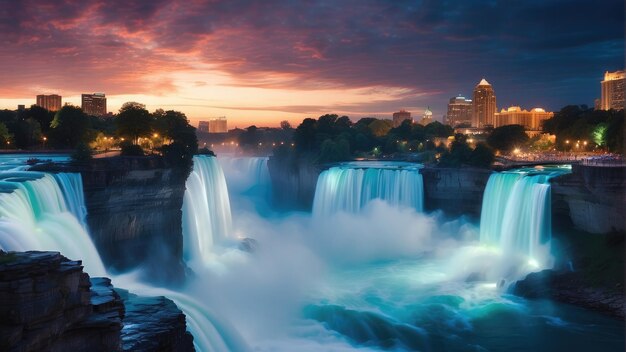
(368, 119, 392, 137)
(469, 143, 495, 168)
(50, 105, 91, 148)
(293, 118, 318, 152)
(280, 120, 292, 130)
(487, 125, 529, 152)
(116, 102, 153, 144)
(238, 125, 261, 150)
(424, 121, 454, 138)
(0, 122, 11, 146)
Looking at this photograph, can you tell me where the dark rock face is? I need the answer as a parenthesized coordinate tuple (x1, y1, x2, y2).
(513, 269, 625, 320)
(419, 167, 492, 219)
(267, 156, 322, 210)
(32, 157, 189, 282)
(120, 294, 195, 352)
(551, 164, 626, 234)
(0, 251, 123, 352)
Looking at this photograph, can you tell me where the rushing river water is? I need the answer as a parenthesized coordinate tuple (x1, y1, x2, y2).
(0, 154, 623, 351)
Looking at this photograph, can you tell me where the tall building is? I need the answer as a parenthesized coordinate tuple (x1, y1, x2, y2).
(199, 117, 228, 133)
(472, 78, 496, 128)
(36, 94, 62, 111)
(600, 70, 625, 110)
(494, 106, 553, 130)
(418, 107, 433, 126)
(392, 110, 412, 127)
(81, 93, 107, 116)
(446, 95, 472, 127)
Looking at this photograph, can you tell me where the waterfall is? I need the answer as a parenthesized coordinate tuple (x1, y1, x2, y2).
(479, 166, 571, 267)
(312, 161, 424, 216)
(182, 156, 233, 266)
(0, 172, 106, 276)
(54, 173, 88, 228)
(218, 156, 271, 193)
(0, 167, 248, 351)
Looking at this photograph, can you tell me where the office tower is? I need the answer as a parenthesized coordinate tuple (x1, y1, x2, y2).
(81, 93, 107, 116)
(36, 94, 62, 111)
(446, 95, 472, 127)
(472, 79, 496, 128)
(392, 110, 412, 127)
(600, 70, 625, 110)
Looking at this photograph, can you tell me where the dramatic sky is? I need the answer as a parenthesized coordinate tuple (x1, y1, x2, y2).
(0, 0, 623, 127)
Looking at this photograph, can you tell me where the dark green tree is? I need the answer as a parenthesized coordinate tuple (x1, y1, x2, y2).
(293, 118, 318, 152)
(116, 102, 153, 144)
(50, 105, 91, 148)
(487, 125, 529, 152)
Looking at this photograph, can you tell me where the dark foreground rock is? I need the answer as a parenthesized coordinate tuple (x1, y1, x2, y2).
(120, 293, 195, 352)
(513, 269, 625, 320)
(0, 251, 195, 352)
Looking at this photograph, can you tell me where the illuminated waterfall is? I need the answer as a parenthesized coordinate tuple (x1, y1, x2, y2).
(0, 172, 105, 276)
(0, 167, 247, 351)
(182, 156, 233, 265)
(479, 166, 571, 267)
(218, 156, 271, 193)
(313, 161, 424, 216)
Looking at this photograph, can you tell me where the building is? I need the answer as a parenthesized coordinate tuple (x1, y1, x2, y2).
(446, 95, 472, 127)
(17, 105, 25, 111)
(494, 106, 553, 130)
(418, 107, 433, 126)
(392, 110, 412, 127)
(472, 78, 496, 128)
(199, 117, 228, 133)
(36, 94, 62, 111)
(600, 70, 625, 110)
(81, 93, 107, 116)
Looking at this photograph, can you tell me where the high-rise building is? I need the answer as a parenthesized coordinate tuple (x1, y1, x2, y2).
(392, 110, 412, 127)
(494, 106, 553, 130)
(446, 95, 472, 127)
(199, 117, 228, 133)
(600, 70, 625, 110)
(36, 94, 62, 111)
(472, 78, 496, 128)
(81, 93, 107, 116)
(418, 107, 433, 126)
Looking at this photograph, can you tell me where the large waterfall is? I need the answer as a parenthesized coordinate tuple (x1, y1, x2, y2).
(479, 166, 571, 267)
(218, 156, 271, 193)
(0, 172, 105, 276)
(182, 156, 233, 266)
(313, 161, 424, 216)
(0, 165, 247, 352)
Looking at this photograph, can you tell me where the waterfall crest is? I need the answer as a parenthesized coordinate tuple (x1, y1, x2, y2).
(218, 156, 271, 193)
(182, 156, 233, 265)
(479, 166, 571, 267)
(313, 161, 424, 216)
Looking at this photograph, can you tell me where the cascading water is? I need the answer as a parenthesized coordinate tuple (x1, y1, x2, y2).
(182, 155, 233, 266)
(0, 172, 105, 276)
(218, 156, 271, 193)
(312, 161, 424, 216)
(479, 166, 571, 267)
(0, 166, 247, 352)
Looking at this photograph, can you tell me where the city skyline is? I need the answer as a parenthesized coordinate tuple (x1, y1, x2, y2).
(0, 0, 623, 127)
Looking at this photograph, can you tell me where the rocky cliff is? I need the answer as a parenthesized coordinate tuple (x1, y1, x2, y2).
(32, 156, 189, 283)
(551, 164, 626, 234)
(268, 155, 322, 210)
(419, 167, 492, 218)
(0, 250, 195, 352)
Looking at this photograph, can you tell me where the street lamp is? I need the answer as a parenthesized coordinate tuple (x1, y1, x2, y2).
(42, 136, 47, 149)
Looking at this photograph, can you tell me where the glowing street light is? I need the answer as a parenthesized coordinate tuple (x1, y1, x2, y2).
(153, 133, 159, 138)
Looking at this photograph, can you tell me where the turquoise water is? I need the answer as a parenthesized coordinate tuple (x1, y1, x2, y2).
(0, 153, 70, 171)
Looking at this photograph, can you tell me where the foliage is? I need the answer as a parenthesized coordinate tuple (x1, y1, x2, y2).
(543, 105, 623, 152)
(0, 122, 12, 146)
(120, 142, 145, 156)
(238, 125, 261, 150)
(468, 143, 495, 168)
(317, 138, 351, 164)
(487, 124, 529, 152)
(71, 141, 93, 163)
(197, 147, 216, 156)
(50, 105, 91, 148)
(280, 120, 292, 130)
(439, 134, 494, 168)
(116, 102, 153, 144)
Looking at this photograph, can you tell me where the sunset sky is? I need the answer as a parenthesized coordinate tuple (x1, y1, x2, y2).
(0, 0, 623, 127)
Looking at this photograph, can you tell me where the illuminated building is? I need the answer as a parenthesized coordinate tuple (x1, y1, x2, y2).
(600, 70, 625, 110)
(446, 95, 472, 127)
(199, 117, 228, 133)
(494, 106, 553, 130)
(36, 94, 62, 111)
(392, 110, 412, 127)
(418, 107, 433, 126)
(81, 93, 107, 116)
(472, 78, 496, 128)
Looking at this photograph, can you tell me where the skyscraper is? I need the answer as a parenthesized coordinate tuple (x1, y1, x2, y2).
(446, 95, 472, 127)
(600, 70, 625, 110)
(199, 117, 228, 133)
(472, 79, 496, 128)
(36, 94, 62, 111)
(81, 93, 107, 116)
(392, 110, 412, 127)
